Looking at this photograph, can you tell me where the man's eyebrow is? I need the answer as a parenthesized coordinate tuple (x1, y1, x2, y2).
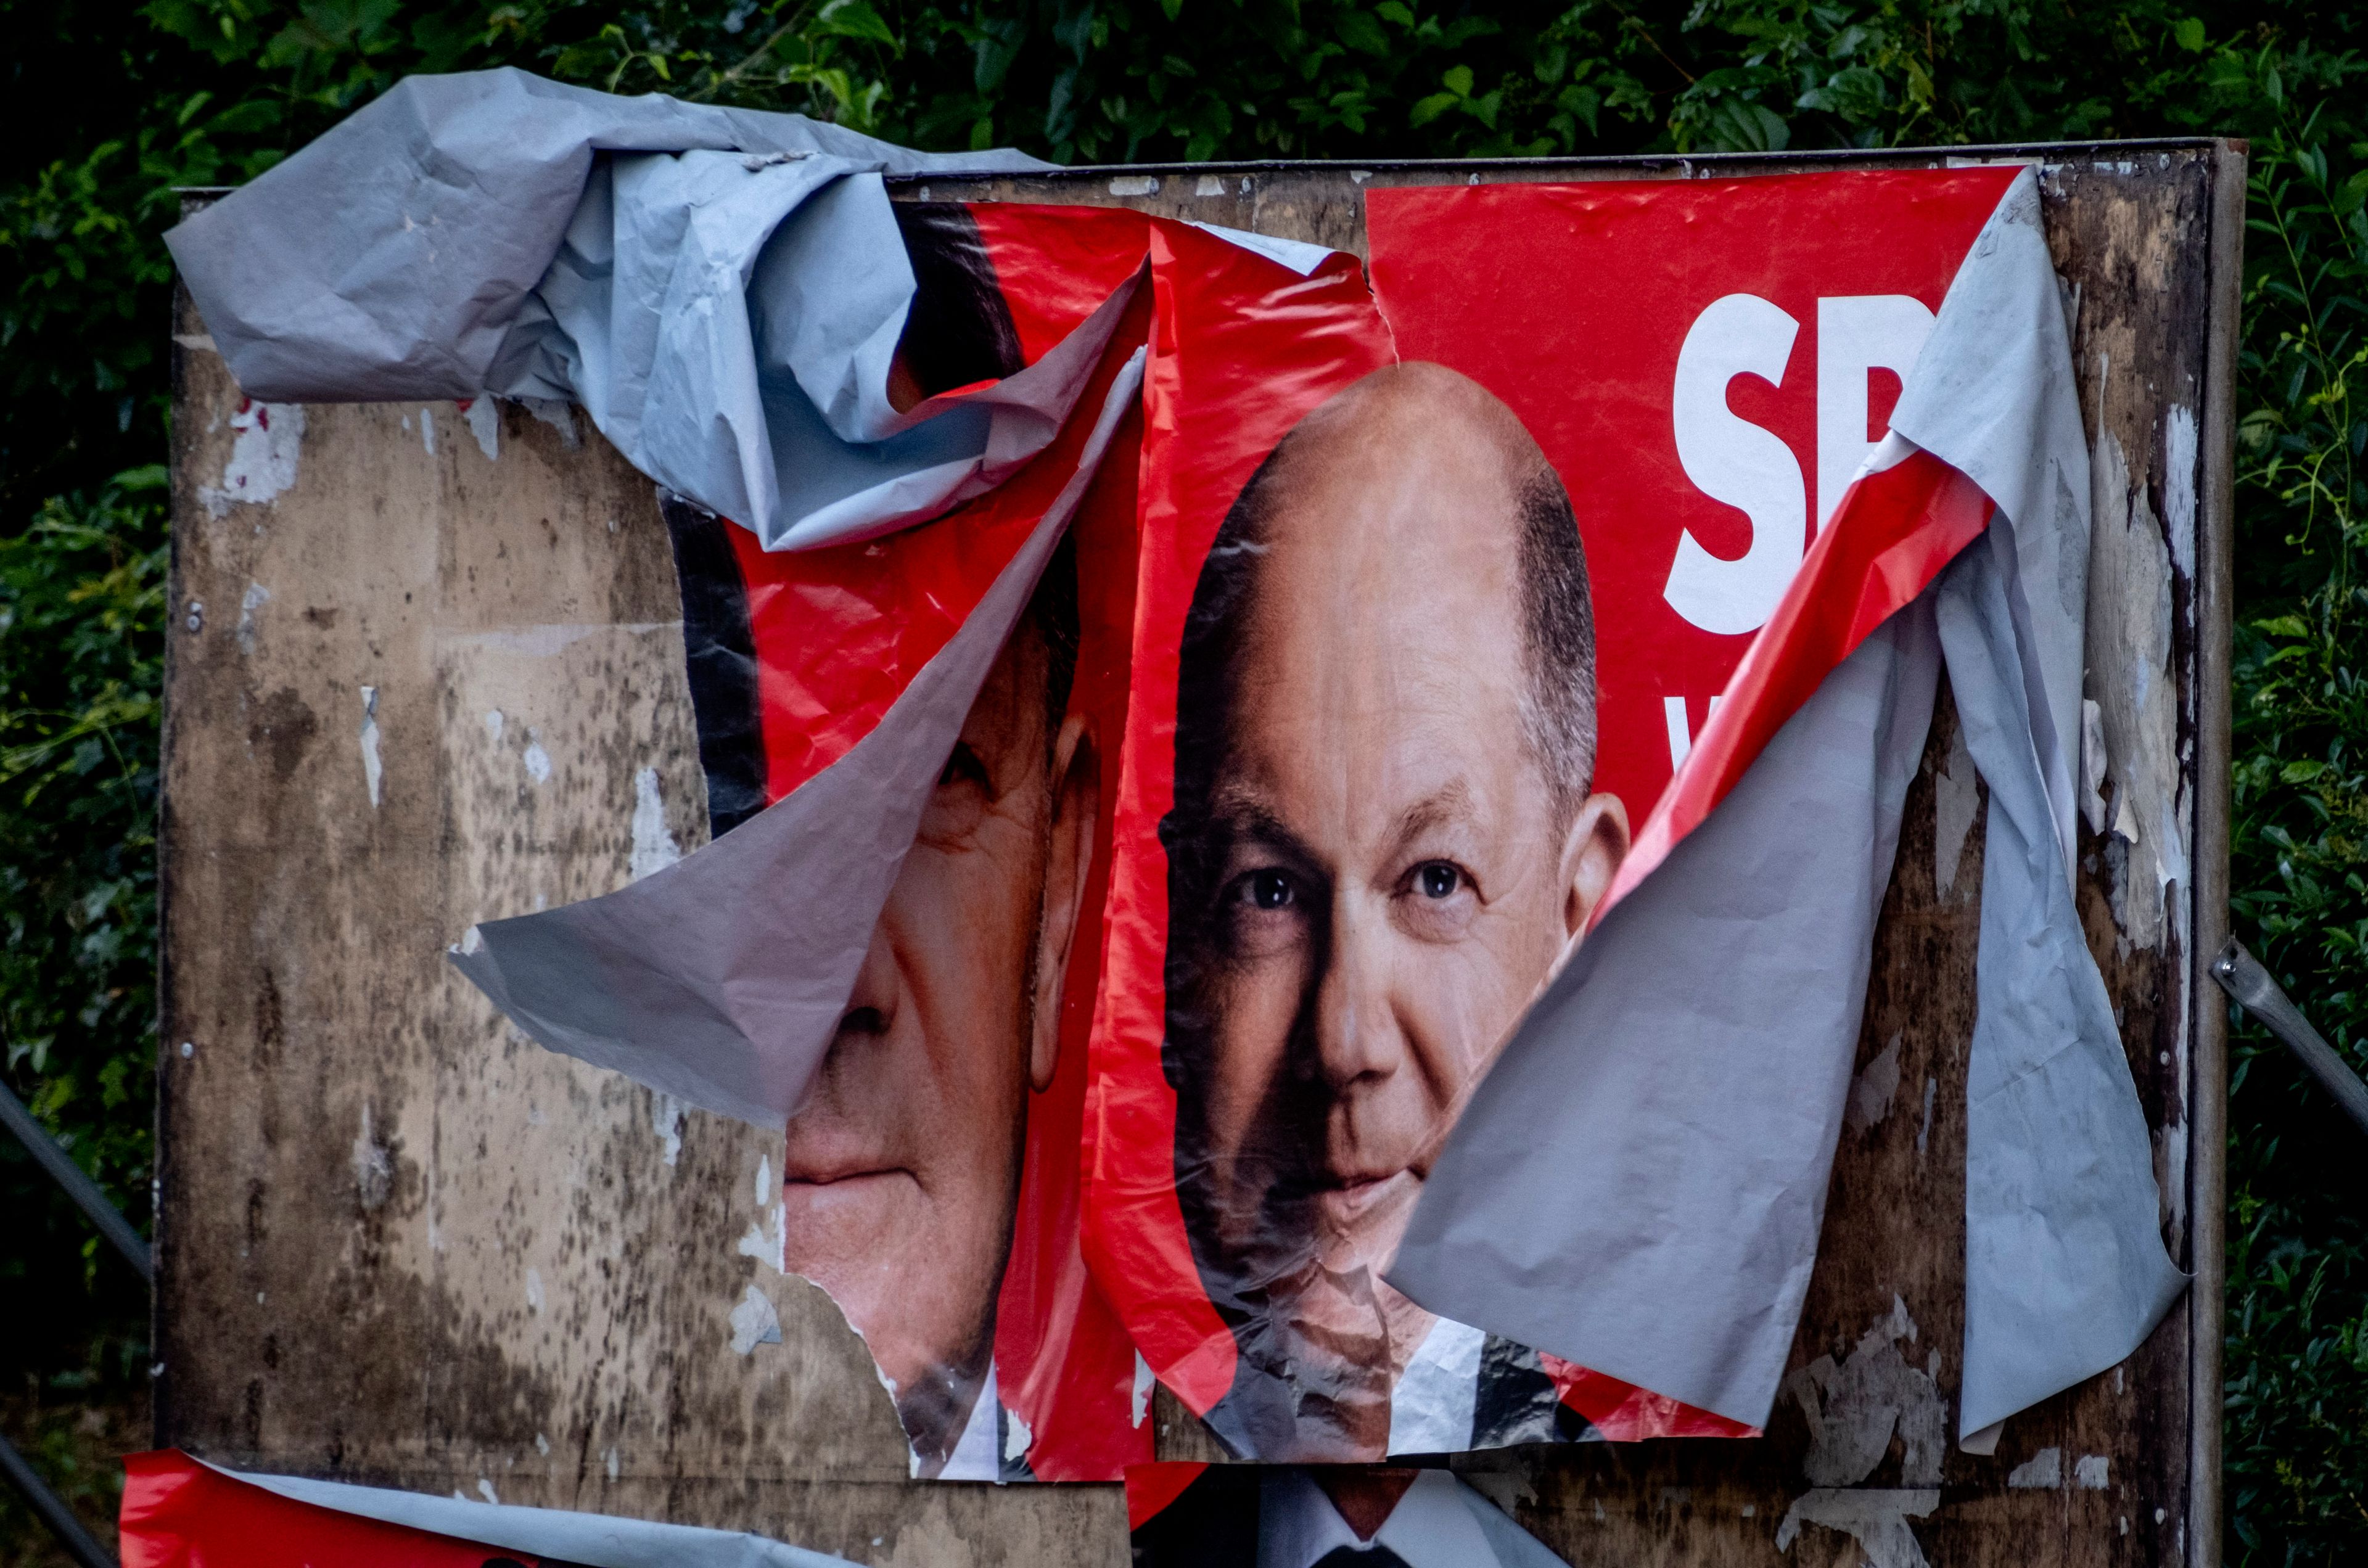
(1381, 779, 1476, 864)
(1204, 787, 1320, 868)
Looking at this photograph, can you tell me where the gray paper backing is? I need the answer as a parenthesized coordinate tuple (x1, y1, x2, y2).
(1390, 166, 2182, 1436)
(164, 68, 1098, 549)
(1385, 607, 1941, 1424)
(450, 351, 1146, 1129)
(1891, 165, 2092, 883)
(1936, 524, 2189, 1437)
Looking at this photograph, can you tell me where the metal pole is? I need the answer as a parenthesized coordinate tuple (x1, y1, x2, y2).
(0, 1080, 150, 1284)
(0, 1427, 117, 1568)
(2211, 937, 2368, 1141)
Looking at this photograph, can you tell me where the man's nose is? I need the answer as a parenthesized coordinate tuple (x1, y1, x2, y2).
(833, 921, 900, 1047)
(787, 923, 897, 1130)
(1309, 899, 1404, 1090)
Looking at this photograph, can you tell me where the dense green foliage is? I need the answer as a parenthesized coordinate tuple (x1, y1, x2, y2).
(4, 0, 2367, 1559)
(2224, 82, 2368, 1554)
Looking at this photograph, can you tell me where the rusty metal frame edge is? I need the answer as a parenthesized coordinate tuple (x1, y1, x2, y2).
(152, 271, 200, 1455)
(882, 134, 2232, 184)
(2186, 135, 2246, 1568)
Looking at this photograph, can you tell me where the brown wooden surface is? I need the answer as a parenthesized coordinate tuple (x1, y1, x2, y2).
(158, 142, 2239, 1567)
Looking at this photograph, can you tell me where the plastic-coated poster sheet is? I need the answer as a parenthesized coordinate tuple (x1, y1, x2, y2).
(1081, 170, 2015, 1463)
(660, 170, 2021, 1475)
(661, 202, 1154, 1481)
(118, 1450, 853, 1567)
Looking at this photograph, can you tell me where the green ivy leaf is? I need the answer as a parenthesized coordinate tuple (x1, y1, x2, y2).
(1336, 10, 1389, 56)
(814, 0, 897, 47)
(1408, 91, 1458, 128)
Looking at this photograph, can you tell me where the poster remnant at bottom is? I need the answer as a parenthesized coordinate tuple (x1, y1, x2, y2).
(118, 1450, 852, 1568)
(1125, 1463, 1569, 1567)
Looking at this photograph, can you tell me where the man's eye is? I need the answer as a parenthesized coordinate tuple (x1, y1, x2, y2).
(1415, 861, 1463, 900)
(938, 742, 989, 790)
(1215, 864, 1309, 960)
(1248, 869, 1296, 909)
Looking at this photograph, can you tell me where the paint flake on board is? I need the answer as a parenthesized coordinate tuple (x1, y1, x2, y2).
(199, 400, 305, 517)
(358, 686, 384, 808)
(630, 766, 683, 881)
(1775, 1489, 1940, 1568)
(352, 1102, 393, 1211)
(520, 396, 580, 448)
(1783, 1296, 1947, 1489)
(651, 1091, 684, 1166)
(462, 396, 500, 461)
(2007, 1447, 2063, 1488)
(236, 581, 271, 655)
(729, 1284, 781, 1354)
(1847, 1034, 1902, 1132)
(738, 1205, 785, 1273)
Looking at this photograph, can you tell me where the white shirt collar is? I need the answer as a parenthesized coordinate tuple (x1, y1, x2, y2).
(934, 1363, 1000, 1482)
(1256, 1468, 1501, 1568)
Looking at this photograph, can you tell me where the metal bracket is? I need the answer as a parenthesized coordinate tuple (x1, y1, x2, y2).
(2210, 937, 2368, 1139)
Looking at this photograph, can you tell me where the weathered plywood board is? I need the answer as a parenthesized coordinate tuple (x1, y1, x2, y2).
(159, 141, 2238, 1567)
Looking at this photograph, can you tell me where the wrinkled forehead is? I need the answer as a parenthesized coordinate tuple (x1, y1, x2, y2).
(1267, 388, 1530, 543)
(1220, 514, 1537, 822)
(1244, 421, 1532, 660)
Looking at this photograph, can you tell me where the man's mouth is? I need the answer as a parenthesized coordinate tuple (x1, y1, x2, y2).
(778, 1164, 919, 1230)
(779, 1135, 917, 1197)
(1312, 1167, 1419, 1240)
(781, 1159, 913, 1189)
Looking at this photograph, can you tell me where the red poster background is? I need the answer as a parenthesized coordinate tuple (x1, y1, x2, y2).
(690, 169, 2025, 1474)
(1079, 170, 2017, 1441)
(1366, 169, 2018, 813)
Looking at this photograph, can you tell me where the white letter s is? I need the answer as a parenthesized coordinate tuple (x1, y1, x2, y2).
(1664, 293, 1804, 636)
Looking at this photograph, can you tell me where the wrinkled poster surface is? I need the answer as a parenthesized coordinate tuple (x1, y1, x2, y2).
(657, 168, 2020, 1474)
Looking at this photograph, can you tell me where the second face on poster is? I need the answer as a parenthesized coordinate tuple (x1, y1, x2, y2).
(671, 170, 2016, 1472)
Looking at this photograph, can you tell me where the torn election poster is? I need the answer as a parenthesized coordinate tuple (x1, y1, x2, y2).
(166, 68, 2187, 1481)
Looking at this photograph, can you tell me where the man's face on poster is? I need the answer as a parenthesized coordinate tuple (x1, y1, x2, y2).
(778, 586, 1095, 1469)
(1164, 364, 1627, 1454)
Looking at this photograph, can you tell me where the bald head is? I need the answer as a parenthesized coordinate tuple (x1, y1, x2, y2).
(1178, 363, 1597, 824)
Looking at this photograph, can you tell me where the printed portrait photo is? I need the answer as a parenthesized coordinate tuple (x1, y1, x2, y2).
(1156, 364, 1629, 1461)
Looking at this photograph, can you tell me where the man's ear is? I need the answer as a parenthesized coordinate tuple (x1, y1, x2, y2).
(1558, 790, 1632, 940)
(1030, 714, 1100, 1094)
